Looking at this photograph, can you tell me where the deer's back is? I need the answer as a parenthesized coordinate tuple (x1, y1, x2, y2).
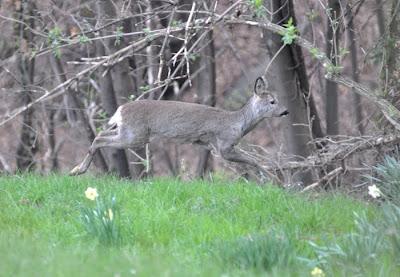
(119, 100, 235, 142)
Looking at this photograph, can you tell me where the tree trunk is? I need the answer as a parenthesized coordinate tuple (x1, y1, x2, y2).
(15, 1, 38, 172)
(50, 57, 109, 172)
(346, 6, 364, 135)
(287, 2, 324, 140)
(375, 0, 386, 37)
(96, 42, 131, 178)
(96, 0, 131, 178)
(46, 108, 58, 172)
(385, 0, 400, 106)
(105, 5, 146, 178)
(16, 88, 37, 171)
(326, 0, 341, 135)
(265, 0, 313, 184)
(195, 31, 216, 177)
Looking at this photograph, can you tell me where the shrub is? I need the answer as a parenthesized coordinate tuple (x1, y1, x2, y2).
(381, 204, 400, 263)
(303, 212, 386, 275)
(214, 229, 295, 271)
(302, 158, 400, 276)
(368, 156, 400, 262)
(370, 156, 400, 205)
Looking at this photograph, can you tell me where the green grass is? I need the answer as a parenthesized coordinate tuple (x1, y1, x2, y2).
(0, 174, 390, 276)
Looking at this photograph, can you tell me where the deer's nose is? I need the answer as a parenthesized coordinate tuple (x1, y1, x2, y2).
(279, 110, 289, 116)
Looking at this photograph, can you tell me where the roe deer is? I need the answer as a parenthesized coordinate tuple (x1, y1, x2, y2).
(69, 77, 288, 176)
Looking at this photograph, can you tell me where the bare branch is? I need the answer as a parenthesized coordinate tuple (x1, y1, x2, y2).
(302, 167, 344, 192)
(226, 18, 400, 131)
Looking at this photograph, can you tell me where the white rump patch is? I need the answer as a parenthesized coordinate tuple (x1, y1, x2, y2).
(108, 106, 123, 126)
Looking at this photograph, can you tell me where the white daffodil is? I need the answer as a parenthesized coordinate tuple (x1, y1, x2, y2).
(368, 185, 382, 199)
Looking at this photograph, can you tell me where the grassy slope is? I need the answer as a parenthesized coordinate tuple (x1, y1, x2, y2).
(0, 175, 377, 276)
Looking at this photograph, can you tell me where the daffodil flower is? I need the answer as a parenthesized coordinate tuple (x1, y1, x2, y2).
(311, 267, 325, 277)
(85, 187, 98, 201)
(368, 185, 382, 199)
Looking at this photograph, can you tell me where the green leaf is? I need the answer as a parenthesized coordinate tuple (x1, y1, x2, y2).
(249, 0, 265, 17)
(310, 47, 321, 59)
(114, 26, 124, 46)
(48, 26, 63, 58)
(78, 35, 90, 44)
(252, 0, 263, 9)
(47, 27, 62, 44)
(140, 85, 150, 93)
(280, 17, 298, 45)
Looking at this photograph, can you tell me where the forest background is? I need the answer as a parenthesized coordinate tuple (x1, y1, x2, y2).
(0, 0, 399, 189)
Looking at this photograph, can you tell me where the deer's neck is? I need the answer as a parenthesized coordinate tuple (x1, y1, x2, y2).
(234, 96, 264, 135)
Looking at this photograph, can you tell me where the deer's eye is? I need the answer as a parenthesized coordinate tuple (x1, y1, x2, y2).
(270, 100, 275, 104)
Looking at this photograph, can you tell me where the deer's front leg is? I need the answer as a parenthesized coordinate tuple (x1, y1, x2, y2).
(220, 145, 258, 167)
(219, 144, 269, 178)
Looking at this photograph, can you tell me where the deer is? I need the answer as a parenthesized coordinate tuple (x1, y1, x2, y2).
(69, 77, 289, 176)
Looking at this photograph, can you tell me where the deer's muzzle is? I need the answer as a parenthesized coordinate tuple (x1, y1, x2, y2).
(279, 110, 289, 117)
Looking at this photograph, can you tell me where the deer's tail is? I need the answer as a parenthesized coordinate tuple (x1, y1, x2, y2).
(107, 106, 123, 127)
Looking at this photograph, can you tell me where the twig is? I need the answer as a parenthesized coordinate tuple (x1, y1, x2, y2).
(183, 2, 196, 86)
(0, 37, 149, 127)
(226, 18, 400, 131)
(302, 167, 343, 192)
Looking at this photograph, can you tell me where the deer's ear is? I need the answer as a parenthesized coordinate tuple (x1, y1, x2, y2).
(254, 77, 267, 95)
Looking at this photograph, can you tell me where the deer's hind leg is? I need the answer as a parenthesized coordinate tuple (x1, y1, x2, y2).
(69, 129, 118, 176)
(69, 126, 148, 176)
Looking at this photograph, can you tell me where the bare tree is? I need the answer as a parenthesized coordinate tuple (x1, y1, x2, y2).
(195, 31, 216, 177)
(95, 0, 131, 178)
(15, 1, 38, 171)
(287, 2, 324, 140)
(50, 57, 108, 172)
(385, 0, 400, 106)
(345, 3, 364, 135)
(264, 0, 314, 184)
(375, 0, 386, 37)
(326, 0, 341, 135)
(110, 3, 147, 177)
(45, 107, 58, 172)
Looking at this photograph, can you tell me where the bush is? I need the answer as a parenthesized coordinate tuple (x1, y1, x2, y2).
(307, 212, 383, 267)
(302, 211, 390, 275)
(301, 155, 400, 275)
(368, 156, 400, 262)
(381, 204, 400, 263)
(214, 229, 295, 271)
(370, 156, 400, 205)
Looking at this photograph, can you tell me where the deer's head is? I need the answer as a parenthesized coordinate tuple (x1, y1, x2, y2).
(253, 77, 289, 118)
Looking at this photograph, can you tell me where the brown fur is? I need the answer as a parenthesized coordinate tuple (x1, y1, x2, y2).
(69, 77, 288, 176)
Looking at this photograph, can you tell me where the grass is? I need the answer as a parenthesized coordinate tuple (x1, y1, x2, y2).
(0, 174, 393, 276)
